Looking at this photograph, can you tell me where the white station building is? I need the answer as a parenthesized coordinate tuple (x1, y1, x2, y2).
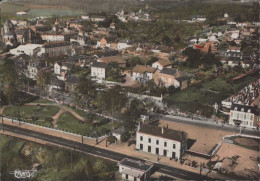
(136, 124, 188, 160)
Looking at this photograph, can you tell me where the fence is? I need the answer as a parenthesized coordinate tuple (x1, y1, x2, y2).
(222, 134, 260, 144)
(2, 115, 108, 141)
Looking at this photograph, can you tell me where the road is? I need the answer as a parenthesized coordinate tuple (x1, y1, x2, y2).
(163, 115, 260, 136)
(0, 123, 208, 180)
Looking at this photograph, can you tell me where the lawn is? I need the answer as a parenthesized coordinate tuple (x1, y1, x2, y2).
(3, 105, 60, 127)
(166, 73, 259, 117)
(56, 112, 93, 135)
(56, 111, 121, 136)
(31, 98, 54, 104)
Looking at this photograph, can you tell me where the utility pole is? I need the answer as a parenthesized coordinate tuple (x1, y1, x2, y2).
(1, 114, 4, 132)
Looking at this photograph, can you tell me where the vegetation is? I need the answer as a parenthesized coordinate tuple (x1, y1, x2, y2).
(3, 105, 59, 127)
(0, 135, 117, 181)
(166, 71, 259, 117)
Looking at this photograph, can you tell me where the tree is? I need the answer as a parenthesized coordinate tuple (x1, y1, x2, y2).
(95, 86, 127, 116)
(37, 69, 52, 95)
(0, 59, 19, 104)
(75, 78, 96, 108)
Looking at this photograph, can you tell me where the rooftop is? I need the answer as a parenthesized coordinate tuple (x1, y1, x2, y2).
(119, 158, 153, 172)
(132, 65, 156, 74)
(138, 124, 188, 142)
(91, 61, 108, 68)
(157, 59, 173, 67)
(99, 56, 126, 64)
(160, 68, 178, 76)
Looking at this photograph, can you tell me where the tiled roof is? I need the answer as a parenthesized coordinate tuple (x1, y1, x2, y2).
(158, 59, 172, 67)
(132, 65, 156, 73)
(91, 61, 108, 68)
(160, 68, 178, 76)
(99, 56, 126, 64)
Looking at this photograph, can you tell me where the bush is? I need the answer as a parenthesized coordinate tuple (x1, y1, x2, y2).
(121, 132, 130, 142)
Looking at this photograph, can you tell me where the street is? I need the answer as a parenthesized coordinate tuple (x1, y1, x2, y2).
(0, 123, 207, 180)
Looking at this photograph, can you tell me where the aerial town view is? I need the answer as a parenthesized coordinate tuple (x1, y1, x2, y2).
(0, 0, 259, 180)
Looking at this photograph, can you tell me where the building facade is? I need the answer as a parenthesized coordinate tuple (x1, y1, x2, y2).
(136, 124, 188, 160)
(229, 104, 259, 129)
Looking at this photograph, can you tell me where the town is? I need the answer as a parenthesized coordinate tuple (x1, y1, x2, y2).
(0, 0, 259, 180)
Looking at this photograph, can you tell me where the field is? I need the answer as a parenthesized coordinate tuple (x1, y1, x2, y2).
(166, 73, 259, 116)
(56, 111, 121, 136)
(3, 105, 60, 127)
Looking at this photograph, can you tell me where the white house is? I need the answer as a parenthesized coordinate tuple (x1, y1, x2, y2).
(118, 158, 153, 181)
(90, 15, 106, 22)
(117, 40, 132, 50)
(10, 44, 43, 56)
(152, 59, 172, 70)
(229, 104, 259, 129)
(132, 65, 156, 84)
(90, 62, 109, 80)
(81, 15, 90, 20)
(136, 124, 188, 160)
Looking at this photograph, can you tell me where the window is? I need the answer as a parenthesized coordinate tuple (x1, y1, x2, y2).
(148, 138, 151, 143)
(140, 136, 143, 141)
(156, 140, 159, 145)
(173, 144, 176, 149)
(148, 146, 151, 152)
(164, 142, 167, 147)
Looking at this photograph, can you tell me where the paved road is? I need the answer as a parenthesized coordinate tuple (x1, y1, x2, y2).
(0, 124, 208, 180)
(163, 115, 260, 136)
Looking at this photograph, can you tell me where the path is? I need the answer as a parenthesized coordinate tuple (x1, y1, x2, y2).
(24, 103, 85, 123)
(0, 106, 7, 114)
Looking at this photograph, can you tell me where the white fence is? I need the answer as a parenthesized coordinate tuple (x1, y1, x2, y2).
(2, 116, 108, 141)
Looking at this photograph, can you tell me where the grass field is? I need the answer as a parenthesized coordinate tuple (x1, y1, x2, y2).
(166, 73, 259, 116)
(56, 111, 121, 136)
(3, 105, 60, 127)
(56, 112, 93, 135)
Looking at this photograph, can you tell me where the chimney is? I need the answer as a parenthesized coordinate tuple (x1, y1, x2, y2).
(161, 127, 164, 134)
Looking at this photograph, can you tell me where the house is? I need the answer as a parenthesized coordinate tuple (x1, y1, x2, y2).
(132, 65, 156, 84)
(11, 20, 28, 27)
(175, 76, 190, 90)
(26, 60, 45, 80)
(112, 126, 125, 142)
(39, 41, 72, 57)
(81, 15, 90, 20)
(136, 124, 188, 160)
(96, 37, 110, 49)
(90, 15, 106, 22)
(48, 78, 65, 92)
(156, 68, 179, 88)
(91, 62, 109, 80)
(118, 158, 153, 181)
(10, 44, 43, 56)
(152, 59, 173, 70)
(117, 40, 132, 50)
(229, 104, 259, 129)
(98, 56, 126, 68)
(41, 33, 68, 42)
